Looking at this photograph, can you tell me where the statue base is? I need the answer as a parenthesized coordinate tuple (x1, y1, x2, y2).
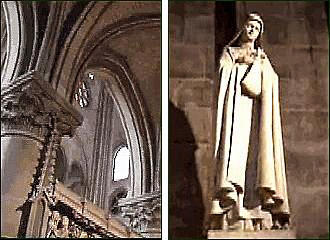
(207, 230, 296, 239)
(209, 202, 295, 239)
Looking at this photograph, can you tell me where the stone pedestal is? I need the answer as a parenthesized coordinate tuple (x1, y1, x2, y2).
(208, 229, 296, 239)
(209, 200, 295, 239)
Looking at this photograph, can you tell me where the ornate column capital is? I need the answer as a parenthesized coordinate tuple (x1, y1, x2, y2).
(116, 191, 161, 236)
(1, 71, 83, 139)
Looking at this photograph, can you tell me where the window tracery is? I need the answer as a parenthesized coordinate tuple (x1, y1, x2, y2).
(74, 73, 94, 108)
(74, 81, 90, 108)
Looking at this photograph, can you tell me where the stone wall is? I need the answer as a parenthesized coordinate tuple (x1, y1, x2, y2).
(169, 2, 215, 238)
(169, 1, 329, 238)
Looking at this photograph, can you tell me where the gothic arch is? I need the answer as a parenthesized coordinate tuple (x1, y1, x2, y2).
(71, 20, 160, 196)
(82, 60, 153, 197)
(65, 15, 160, 102)
(49, 3, 159, 198)
(51, 1, 160, 97)
(1, 1, 35, 85)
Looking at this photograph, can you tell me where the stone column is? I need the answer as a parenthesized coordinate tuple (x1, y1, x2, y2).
(1, 71, 82, 237)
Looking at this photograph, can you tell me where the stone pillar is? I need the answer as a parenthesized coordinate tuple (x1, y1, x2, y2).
(1, 71, 82, 237)
(1, 131, 47, 237)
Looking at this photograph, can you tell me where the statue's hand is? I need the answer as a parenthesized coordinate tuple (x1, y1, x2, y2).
(257, 48, 266, 60)
(241, 79, 260, 98)
(241, 60, 262, 97)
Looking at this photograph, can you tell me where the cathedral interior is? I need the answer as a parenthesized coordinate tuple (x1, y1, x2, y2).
(1, 1, 161, 238)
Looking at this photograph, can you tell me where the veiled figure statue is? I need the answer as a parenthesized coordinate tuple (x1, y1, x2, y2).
(213, 13, 290, 231)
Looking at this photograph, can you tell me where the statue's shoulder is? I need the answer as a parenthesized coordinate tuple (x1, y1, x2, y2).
(220, 47, 235, 65)
(227, 47, 240, 60)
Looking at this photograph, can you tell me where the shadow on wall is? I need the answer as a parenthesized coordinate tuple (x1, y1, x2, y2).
(169, 101, 205, 239)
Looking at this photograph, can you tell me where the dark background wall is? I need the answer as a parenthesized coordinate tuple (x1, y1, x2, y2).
(169, 1, 329, 238)
(169, 2, 215, 238)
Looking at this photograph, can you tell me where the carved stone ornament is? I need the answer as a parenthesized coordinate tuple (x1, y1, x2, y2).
(117, 191, 161, 235)
(46, 211, 97, 238)
(29, 128, 62, 201)
(1, 71, 83, 203)
(44, 182, 138, 238)
(1, 70, 83, 139)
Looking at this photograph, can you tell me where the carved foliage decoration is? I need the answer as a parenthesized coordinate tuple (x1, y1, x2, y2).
(1, 78, 50, 140)
(46, 211, 96, 238)
(2, 92, 44, 118)
(117, 192, 160, 234)
(1, 71, 83, 138)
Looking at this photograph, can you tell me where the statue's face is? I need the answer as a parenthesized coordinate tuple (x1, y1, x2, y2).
(244, 20, 261, 41)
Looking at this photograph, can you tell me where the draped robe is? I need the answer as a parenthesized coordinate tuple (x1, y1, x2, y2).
(214, 47, 290, 215)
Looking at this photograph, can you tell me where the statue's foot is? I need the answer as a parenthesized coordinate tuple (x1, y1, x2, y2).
(262, 197, 275, 211)
(220, 198, 236, 209)
(281, 223, 290, 230)
(238, 208, 251, 219)
(227, 220, 244, 231)
(219, 191, 237, 209)
(271, 220, 281, 230)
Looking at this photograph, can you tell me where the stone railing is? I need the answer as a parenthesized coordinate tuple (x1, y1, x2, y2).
(46, 182, 141, 238)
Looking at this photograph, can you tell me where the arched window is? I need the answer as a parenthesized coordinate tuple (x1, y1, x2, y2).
(113, 146, 130, 181)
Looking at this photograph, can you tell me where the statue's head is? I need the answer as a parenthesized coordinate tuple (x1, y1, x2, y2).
(226, 12, 264, 50)
(242, 13, 264, 48)
(243, 13, 263, 41)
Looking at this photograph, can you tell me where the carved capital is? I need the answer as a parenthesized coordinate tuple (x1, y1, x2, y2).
(117, 191, 161, 234)
(1, 71, 83, 138)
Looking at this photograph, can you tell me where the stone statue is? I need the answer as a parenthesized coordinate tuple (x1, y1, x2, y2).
(212, 13, 290, 231)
